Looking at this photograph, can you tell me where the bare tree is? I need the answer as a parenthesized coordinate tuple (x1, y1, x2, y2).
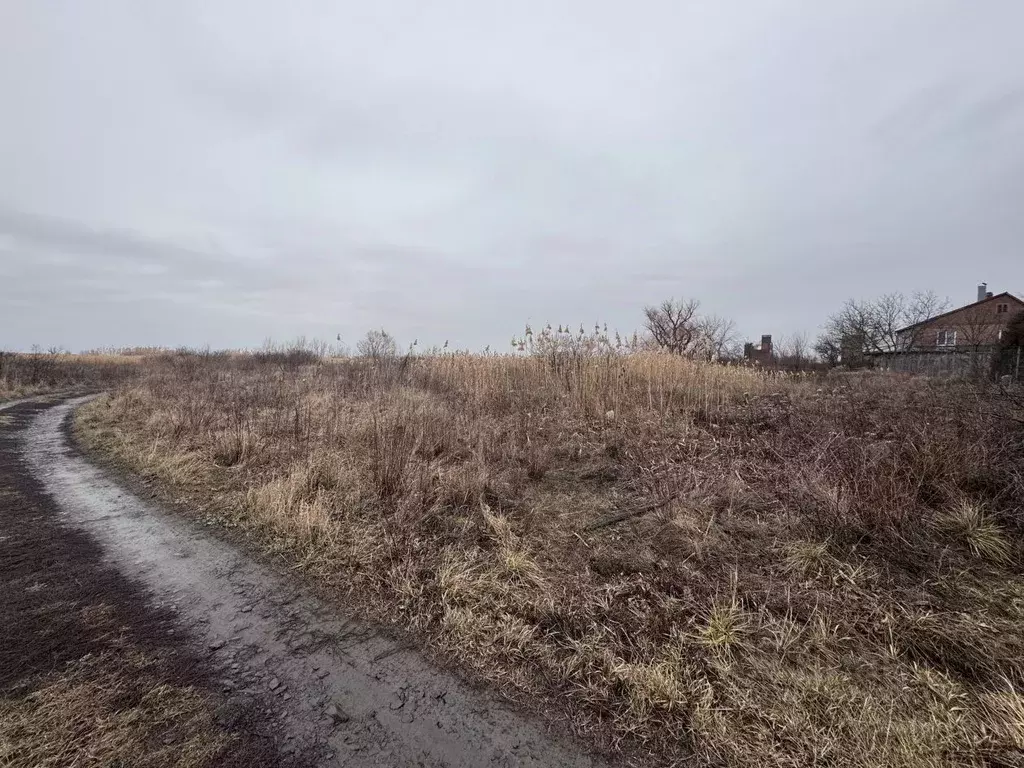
(778, 332, 812, 371)
(357, 329, 398, 359)
(643, 298, 701, 355)
(895, 291, 951, 350)
(818, 291, 949, 365)
(694, 314, 739, 361)
(813, 334, 842, 367)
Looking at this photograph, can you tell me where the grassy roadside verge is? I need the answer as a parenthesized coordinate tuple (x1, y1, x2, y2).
(0, 352, 138, 404)
(0, 402, 286, 768)
(75, 352, 1024, 767)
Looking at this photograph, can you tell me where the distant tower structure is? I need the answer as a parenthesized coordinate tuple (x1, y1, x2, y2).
(744, 334, 773, 365)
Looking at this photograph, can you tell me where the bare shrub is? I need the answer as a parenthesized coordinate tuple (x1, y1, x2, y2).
(817, 290, 950, 362)
(0, 350, 137, 400)
(357, 329, 398, 359)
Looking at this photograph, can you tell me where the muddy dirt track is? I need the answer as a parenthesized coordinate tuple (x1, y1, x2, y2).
(3, 395, 604, 767)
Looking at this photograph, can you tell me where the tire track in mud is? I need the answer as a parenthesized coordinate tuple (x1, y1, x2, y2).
(22, 396, 604, 768)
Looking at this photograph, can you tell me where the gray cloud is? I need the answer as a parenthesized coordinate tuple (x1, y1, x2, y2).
(2, 0, 1023, 352)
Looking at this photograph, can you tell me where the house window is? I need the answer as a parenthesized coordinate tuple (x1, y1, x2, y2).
(997, 303, 1009, 314)
(936, 329, 957, 347)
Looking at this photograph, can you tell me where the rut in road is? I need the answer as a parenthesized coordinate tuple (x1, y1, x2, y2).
(23, 396, 604, 768)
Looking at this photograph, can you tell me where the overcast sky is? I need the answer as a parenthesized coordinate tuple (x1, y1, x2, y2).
(2, 1, 1023, 352)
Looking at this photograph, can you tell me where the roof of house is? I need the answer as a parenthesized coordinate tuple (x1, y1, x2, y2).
(895, 291, 1023, 334)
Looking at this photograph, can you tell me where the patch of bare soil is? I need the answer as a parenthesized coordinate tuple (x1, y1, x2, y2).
(16, 396, 603, 767)
(0, 399, 291, 768)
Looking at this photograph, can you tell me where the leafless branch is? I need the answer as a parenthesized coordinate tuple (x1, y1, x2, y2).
(643, 298, 701, 355)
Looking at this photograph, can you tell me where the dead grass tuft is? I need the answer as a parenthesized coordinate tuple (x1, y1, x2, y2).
(935, 497, 1013, 563)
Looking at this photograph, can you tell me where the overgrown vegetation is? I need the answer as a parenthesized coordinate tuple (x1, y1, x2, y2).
(0, 350, 137, 401)
(76, 348, 1024, 767)
(815, 290, 950, 364)
(994, 311, 1024, 382)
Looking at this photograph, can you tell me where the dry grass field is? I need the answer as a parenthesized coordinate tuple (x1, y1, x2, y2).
(76, 350, 1024, 767)
(0, 351, 138, 402)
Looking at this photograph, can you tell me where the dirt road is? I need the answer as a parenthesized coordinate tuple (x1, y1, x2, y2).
(8, 395, 602, 767)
